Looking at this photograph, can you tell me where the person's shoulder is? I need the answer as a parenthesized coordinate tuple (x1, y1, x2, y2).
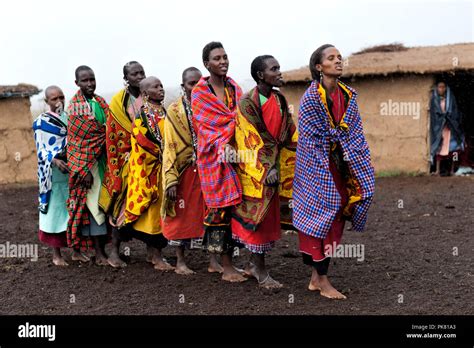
(242, 86, 259, 100)
(94, 93, 106, 101)
(240, 91, 252, 102)
(301, 81, 318, 99)
(67, 94, 79, 105)
(226, 76, 242, 89)
(194, 76, 208, 88)
(33, 112, 46, 125)
(110, 89, 126, 102)
(338, 80, 357, 96)
(93, 94, 110, 107)
(166, 99, 183, 119)
(274, 88, 288, 102)
(167, 98, 181, 111)
(38, 111, 51, 118)
(191, 77, 210, 98)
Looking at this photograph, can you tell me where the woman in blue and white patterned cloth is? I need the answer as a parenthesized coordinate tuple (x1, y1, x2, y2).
(293, 45, 375, 299)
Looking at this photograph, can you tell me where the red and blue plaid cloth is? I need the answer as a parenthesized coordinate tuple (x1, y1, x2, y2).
(191, 76, 243, 208)
(66, 90, 108, 250)
(293, 81, 375, 238)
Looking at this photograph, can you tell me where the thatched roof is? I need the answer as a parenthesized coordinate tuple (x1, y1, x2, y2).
(0, 84, 41, 99)
(283, 43, 474, 83)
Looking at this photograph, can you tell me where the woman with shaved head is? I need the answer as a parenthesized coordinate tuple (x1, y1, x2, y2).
(162, 67, 224, 275)
(33, 86, 85, 265)
(123, 76, 174, 271)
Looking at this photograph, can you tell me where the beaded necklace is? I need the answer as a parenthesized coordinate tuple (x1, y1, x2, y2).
(143, 100, 165, 150)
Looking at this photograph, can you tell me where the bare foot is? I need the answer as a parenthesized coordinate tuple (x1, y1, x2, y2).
(259, 275, 283, 289)
(175, 263, 196, 275)
(245, 263, 282, 289)
(208, 257, 224, 273)
(72, 251, 90, 262)
(153, 259, 175, 272)
(308, 282, 322, 291)
(107, 252, 127, 268)
(244, 262, 256, 277)
(222, 266, 248, 283)
(52, 256, 69, 267)
(320, 286, 347, 300)
(308, 270, 322, 291)
(208, 264, 224, 273)
(95, 255, 110, 266)
(319, 276, 347, 300)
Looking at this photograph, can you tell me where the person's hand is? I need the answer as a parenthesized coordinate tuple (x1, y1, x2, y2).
(83, 172, 93, 189)
(265, 168, 279, 185)
(166, 185, 177, 201)
(108, 215, 118, 227)
(52, 158, 69, 173)
(54, 101, 64, 114)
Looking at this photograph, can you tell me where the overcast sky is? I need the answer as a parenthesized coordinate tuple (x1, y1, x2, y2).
(1, 0, 472, 104)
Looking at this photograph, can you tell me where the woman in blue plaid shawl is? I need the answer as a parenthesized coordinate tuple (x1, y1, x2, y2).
(293, 45, 375, 299)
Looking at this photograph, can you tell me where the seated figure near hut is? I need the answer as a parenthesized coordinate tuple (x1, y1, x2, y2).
(33, 86, 85, 265)
(430, 80, 464, 176)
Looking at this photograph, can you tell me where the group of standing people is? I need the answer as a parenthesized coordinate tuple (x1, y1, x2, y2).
(33, 42, 375, 299)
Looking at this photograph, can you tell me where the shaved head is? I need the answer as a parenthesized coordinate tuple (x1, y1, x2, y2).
(44, 85, 62, 100)
(139, 76, 160, 93)
(44, 85, 65, 113)
(139, 76, 164, 103)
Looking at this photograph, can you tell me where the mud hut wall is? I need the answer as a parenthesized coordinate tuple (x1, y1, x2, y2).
(0, 98, 37, 184)
(281, 75, 434, 174)
(282, 83, 309, 127)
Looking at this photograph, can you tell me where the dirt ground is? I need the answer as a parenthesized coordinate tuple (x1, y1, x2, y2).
(0, 176, 473, 315)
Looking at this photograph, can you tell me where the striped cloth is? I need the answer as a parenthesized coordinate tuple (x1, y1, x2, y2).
(191, 76, 243, 208)
(66, 90, 108, 250)
(293, 81, 375, 239)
